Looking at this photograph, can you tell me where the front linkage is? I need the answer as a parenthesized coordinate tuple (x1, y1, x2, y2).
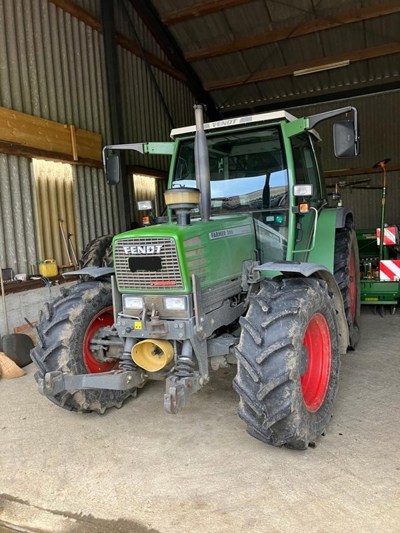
(36, 268, 250, 415)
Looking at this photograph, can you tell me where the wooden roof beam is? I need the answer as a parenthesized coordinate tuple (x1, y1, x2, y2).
(161, 0, 254, 25)
(205, 42, 400, 91)
(324, 164, 400, 179)
(186, 0, 400, 62)
(49, 0, 184, 81)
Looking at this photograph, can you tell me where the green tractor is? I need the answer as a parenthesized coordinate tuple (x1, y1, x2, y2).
(32, 105, 360, 449)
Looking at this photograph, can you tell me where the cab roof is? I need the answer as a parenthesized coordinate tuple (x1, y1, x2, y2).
(170, 110, 297, 138)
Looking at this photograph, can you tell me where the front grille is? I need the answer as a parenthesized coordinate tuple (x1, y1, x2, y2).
(114, 237, 184, 290)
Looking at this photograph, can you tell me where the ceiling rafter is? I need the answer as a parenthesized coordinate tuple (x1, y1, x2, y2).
(205, 42, 400, 91)
(160, 0, 254, 25)
(186, 0, 400, 62)
(220, 79, 400, 116)
(130, 0, 220, 119)
(48, 0, 184, 81)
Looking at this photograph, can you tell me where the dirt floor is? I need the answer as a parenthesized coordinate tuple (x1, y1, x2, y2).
(0, 308, 399, 533)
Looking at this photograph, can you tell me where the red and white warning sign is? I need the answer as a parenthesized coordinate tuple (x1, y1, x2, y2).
(379, 260, 400, 281)
(376, 226, 399, 246)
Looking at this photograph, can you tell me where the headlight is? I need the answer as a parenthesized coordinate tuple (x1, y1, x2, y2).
(124, 296, 144, 309)
(163, 297, 187, 311)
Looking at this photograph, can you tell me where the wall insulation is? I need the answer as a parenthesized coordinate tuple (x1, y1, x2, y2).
(0, 0, 195, 274)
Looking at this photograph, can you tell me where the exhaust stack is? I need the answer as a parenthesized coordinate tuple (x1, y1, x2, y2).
(194, 105, 211, 221)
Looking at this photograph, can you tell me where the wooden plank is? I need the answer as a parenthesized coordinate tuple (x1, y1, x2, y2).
(186, 0, 400, 61)
(75, 128, 102, 162)
(128, 165, 168, 179)
(0, 141, 102, 168)
(205, 42, 400, 90)
(49, 0, 101, 30)
(0, 106, 102, 166)
(161, 0, 254, 25)
(0, 107, 71, 154)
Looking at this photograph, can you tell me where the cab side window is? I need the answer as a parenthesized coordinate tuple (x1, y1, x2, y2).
(290, 134, 322, 203)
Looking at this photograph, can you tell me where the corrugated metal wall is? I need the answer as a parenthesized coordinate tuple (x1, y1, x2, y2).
(131, 174, 168, 226)
(155, 177, 168, 217)
(0, 154, 36, 276)
(291, 90, 400, 229)
(132, 174, 156, 226)
(1, 0, 397, 276)
(0, 0, 195, 274)
(33, 160, 77, 268)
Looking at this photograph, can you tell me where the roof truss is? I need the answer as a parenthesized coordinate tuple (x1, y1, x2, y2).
(160, 0, 254, 25)
(205, 42, 400, 91)
(185, 0, 400, 62)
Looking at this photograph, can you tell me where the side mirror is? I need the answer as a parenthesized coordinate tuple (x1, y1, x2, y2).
(333, 120, 359, 158)
(105, 153, 121, 185)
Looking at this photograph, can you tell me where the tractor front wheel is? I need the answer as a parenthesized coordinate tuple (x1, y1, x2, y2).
(31, 281, 134, 412)
(234, 277, 340, 449)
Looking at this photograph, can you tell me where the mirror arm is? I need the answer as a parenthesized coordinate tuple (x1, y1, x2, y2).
(102, 143, 145, 168)
(307, 106, 357, 130)
(307, 106, 359, 155)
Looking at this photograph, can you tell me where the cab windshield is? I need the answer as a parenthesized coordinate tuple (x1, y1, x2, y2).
(172, 127, 288, 214)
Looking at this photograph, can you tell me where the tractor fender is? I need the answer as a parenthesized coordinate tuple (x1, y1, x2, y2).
(62, 266, 115, 279)
(307, 208, 353, 273)
(335, 206, 354, 229)
(256, 261, 349, 355)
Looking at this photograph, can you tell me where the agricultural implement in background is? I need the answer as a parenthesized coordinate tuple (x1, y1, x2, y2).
(356, 159, 400, 315)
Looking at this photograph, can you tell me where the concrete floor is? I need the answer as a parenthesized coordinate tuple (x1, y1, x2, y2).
(0, 308, 399, 533)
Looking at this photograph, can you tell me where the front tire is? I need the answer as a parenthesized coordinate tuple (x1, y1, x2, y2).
(234, 277, 340, 450)
(31, 281, 134, 413)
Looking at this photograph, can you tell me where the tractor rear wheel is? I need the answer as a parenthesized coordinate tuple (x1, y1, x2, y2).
(79, 235, 113, 268)
(334, 227, 360, 349)
(234, 277, 340, 450)
(31, 281, 134, 413)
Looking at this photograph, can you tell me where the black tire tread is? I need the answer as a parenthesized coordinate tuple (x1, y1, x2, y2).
(79, 235, 113, 268)
(334, 227, 361, 349)
(234, 277, 340, 449)
(31, 281, 133, 413)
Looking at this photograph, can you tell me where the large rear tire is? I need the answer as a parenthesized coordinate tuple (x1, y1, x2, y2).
(31, 281, 134, 413)
(79, 235, 113, 268)
(334, 227, 360, 349)
(233, 277, 340, 450)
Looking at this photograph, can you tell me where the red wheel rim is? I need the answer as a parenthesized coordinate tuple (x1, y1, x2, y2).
(301, 313, 331, 412)
(349, 251, 356, 321)
(83, 306, 117, 373)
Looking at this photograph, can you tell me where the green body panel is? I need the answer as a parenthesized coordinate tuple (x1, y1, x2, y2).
(360, 280, 400, 304)
(113, 215, 256, 294)
(144, 142, 175, 155)
(281, 118, 308, 139)
(112, 114, 347, 297)
(356, 228, 391, 260)
(306, 208, 338, 272)
(280, 124, 297, 261)
(356, 229, 399, 305)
